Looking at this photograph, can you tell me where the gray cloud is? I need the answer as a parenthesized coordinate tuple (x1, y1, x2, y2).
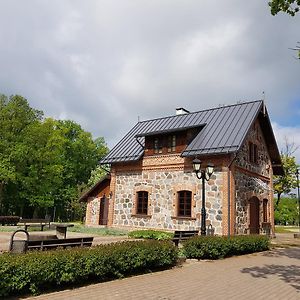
(0, 0, 299, 159)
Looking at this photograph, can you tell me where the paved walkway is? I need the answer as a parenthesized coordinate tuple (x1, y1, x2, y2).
(20, 246, 300, 300)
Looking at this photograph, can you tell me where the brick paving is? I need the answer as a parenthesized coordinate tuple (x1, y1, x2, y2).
(21, 246, 300, 300)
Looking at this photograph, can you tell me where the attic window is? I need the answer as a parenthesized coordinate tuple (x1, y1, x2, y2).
(154, 138, 163, 154)
(167, 135, 176, 152)
(249, 142, 258, 164)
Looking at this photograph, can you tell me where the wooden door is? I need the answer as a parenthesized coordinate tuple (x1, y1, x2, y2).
(99, 196, 109, 225)
(249, 197, 260, 234)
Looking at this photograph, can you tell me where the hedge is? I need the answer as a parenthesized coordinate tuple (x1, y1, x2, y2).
(183, 235, 270, 259)
(0, 240, 177, 297)
(128, 229, 173, 240)
(0, 216, 20, 225)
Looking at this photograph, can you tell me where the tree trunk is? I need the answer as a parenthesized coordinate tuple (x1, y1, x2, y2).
(276, 192, 282, 207)
(0, 182, 4, 215)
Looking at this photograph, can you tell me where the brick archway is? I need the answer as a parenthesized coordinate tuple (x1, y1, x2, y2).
(249, 196, 260, 234)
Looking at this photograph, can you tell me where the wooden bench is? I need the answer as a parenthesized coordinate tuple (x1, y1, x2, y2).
(19, 218, 51, 231)
(172, 230, 199, 246)
(27, 237, 94, 251)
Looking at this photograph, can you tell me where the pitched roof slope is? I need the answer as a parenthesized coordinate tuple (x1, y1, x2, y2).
(101, 100, 267, 164)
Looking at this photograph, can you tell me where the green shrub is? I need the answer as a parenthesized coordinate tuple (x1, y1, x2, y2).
(0, 240, 177, 297)
(128, 229, 174, 240)
(183, 235, 269, 259)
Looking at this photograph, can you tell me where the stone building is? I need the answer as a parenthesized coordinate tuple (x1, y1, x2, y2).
(81, 100, 283, 236)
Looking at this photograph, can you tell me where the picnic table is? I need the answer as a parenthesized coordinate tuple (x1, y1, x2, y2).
(52, 223, 75, 239)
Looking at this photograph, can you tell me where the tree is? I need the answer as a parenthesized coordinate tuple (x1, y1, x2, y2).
(269, 0, 300, 16)
(0, 94, 42, 214)
(274, 196, 298, 225)
(274, 139, 299, 206)
(290, 42, 300, 59)
(269, 1, 300, 59)
(0, 93, 109, 220)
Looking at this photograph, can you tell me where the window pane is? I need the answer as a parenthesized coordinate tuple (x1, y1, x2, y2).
(137, 191, 148, 214)
(178, 191, 191, 217)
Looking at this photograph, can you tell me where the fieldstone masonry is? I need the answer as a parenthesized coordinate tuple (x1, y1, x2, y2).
(234, 120, 273, 234)
(113, 169, 223, 234)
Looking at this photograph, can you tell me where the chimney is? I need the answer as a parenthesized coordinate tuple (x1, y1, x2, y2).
(176, 107, 190, 115)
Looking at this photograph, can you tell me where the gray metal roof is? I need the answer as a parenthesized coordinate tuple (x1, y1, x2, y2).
(101, 100, 282, 173)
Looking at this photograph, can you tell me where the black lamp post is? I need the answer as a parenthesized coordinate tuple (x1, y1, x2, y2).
(193, 158, 214, 236)
(296, 169, 300, 234)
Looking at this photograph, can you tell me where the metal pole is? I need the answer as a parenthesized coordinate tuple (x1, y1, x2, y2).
(296, 169, 300, 233)
(201, 171, 206, 236)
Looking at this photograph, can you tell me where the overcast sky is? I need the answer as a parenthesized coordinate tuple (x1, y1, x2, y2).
(0, 1, 299, 161)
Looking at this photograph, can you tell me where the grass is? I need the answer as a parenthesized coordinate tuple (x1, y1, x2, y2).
(275, 225, 299, 233)
(68, 223, 128, 236)
(0, 223, 128, 236)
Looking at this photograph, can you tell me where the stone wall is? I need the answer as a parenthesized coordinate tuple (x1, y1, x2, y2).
(234, 120, 273, 233)
(86, 197, 100, 226)
(235, 172, 269, 234)
(113, 168, 224, 234)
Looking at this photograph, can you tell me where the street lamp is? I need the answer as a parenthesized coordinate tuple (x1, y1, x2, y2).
(193, 158, 214, 236)
(296, 169, 300, 234)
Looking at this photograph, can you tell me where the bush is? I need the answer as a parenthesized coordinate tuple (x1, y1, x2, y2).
(0, 216, 20, 225)
(128, 230, 174, 240)
(183, 235, 270, 259)
(0, 240, 177, 297)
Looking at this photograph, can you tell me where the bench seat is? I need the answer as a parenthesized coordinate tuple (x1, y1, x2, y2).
(172, 230, 199, 246)
(19, 218, 51, 231)
(27, 237, 94, 251)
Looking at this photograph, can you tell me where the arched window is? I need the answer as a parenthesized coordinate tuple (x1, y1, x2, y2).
(136, 191, 148, 215)
(178, 190, 192, 217)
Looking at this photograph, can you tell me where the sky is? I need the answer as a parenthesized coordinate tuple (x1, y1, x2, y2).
(0, 1, 299, 162)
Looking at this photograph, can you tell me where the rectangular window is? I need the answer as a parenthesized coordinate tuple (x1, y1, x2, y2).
(263, 199, 268, 223)
(168, 135, 176, 152)
(154, 138, 163, 154)
(249, 142, 258, 164)
(178, 191, 192, 217)
(137, 191, 148, 215)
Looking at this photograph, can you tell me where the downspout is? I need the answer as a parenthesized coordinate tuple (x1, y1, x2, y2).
(227, 152, 238, 238)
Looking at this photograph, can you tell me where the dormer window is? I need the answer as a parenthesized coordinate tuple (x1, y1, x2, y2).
(154, 138, 163, 154)
(167, 135, 176, 153)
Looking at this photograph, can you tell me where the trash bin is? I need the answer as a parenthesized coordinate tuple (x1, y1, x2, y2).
(9, 229, 29, 253)
(207, 224, 215, 236)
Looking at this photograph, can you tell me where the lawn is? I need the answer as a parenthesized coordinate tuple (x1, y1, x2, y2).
(0, 223, 128, 236)
(275, 225, 300, 233)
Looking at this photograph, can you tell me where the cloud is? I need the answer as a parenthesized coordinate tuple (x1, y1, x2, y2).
(272, 122, 300, 163)
(0, 0, 299, 150)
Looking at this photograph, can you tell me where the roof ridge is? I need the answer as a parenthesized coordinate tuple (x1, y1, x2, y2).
(137, 99, 263, 124)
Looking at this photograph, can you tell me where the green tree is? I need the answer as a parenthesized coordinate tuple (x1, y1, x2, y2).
(274, 196, 298, 225)
(269, 1, 300, 59)
(0, 94, 42, 214)
(269, 0, 300, 16)
(274, 154, 299, 207)
(0, 93, 108, 220)
(51, 120, 108, 221)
